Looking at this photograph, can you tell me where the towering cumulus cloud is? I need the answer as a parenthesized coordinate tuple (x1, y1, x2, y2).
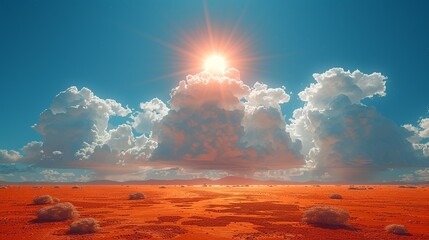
(0, 87, 157, 175)
(33, 86, 131, 166)
(288, 68, 422, 181)
(150, 68, 303, 174)
(1, 67, 427, 182)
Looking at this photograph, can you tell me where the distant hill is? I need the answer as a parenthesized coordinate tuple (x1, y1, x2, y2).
(1, 176, 428, 185)
(1, 176, 297, 185)
(89, 176, 319, 185)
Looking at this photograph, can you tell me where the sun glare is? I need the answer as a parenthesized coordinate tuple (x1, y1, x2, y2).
(143, 2, 264, 82)
(204, 55, 226, 73)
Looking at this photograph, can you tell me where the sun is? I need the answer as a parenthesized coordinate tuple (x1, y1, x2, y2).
(204, 55, 226, 73)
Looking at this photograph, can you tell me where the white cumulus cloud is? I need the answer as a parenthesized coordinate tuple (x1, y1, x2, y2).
(403, 117, 429, 157)
(1, 67, 426, 182)
(151, 68, 303, 174)
(298, 68, 386, 110)
(288, 68, 423, 181)
(0, 150, 22, 162)
(131, 98, 169, 134)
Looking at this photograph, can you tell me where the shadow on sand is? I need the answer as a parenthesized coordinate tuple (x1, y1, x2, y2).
(308, 223, 359, 231)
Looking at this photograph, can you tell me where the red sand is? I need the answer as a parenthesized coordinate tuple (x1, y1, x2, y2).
(0, 185, 428, 239)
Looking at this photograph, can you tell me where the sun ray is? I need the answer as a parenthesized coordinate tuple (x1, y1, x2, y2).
(125, 1, 281, 84)
(203, 0, 215, 50)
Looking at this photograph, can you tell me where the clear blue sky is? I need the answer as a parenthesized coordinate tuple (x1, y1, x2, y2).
(1, 1, 428, 182)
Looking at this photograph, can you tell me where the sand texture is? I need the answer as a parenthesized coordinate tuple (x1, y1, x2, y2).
(0, 185, 428, 239)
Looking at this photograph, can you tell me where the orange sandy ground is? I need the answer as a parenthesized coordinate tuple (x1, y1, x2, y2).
(0, 185, 428, 240)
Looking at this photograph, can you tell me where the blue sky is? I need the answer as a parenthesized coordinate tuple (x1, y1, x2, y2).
(1, 1, 428, 182)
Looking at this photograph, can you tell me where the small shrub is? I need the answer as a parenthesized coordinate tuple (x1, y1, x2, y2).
(69, 218, 100, 234)
(33, 195, 54, 205)
(37, 202, 79, 222)
(129, 192, 145, 200)
(303, 206, 349, 226)
(385, 224, 410, 235)
(329, 194, 343, 199)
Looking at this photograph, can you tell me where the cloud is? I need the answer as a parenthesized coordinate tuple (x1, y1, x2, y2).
(415, 168, 429, 181)
(298, 68, 386, 111)
(74, 124, 158, 175)
(40, 169, 76, 182)
(0, 150, 22, 162)
(169, 69, 250, 111)
(245, 82, 290, 110)
(403, 117, 429, 157)
(241, 82, 302, 167)
(399, 173, 415, 182)
(131, 98, 169, 134)
(20, 141, 43, 162)
(0, 87, 156, 175)
(288, 68, 424, 181)
(241, 103, 302, 166)
(309, 96, 418, 180)
(253, 168, 305, 181)
(400, 168, 429, 182)
(74, 174, 92, 182)
(419, 118, 429, 138)
(1, 67, 426, 182)
(31, 86, 132, 167)
(102, 167, 230, 181)
(150, 69, 303, 174)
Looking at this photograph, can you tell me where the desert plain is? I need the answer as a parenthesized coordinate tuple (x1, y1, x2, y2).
(0, 185, 428, 240)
